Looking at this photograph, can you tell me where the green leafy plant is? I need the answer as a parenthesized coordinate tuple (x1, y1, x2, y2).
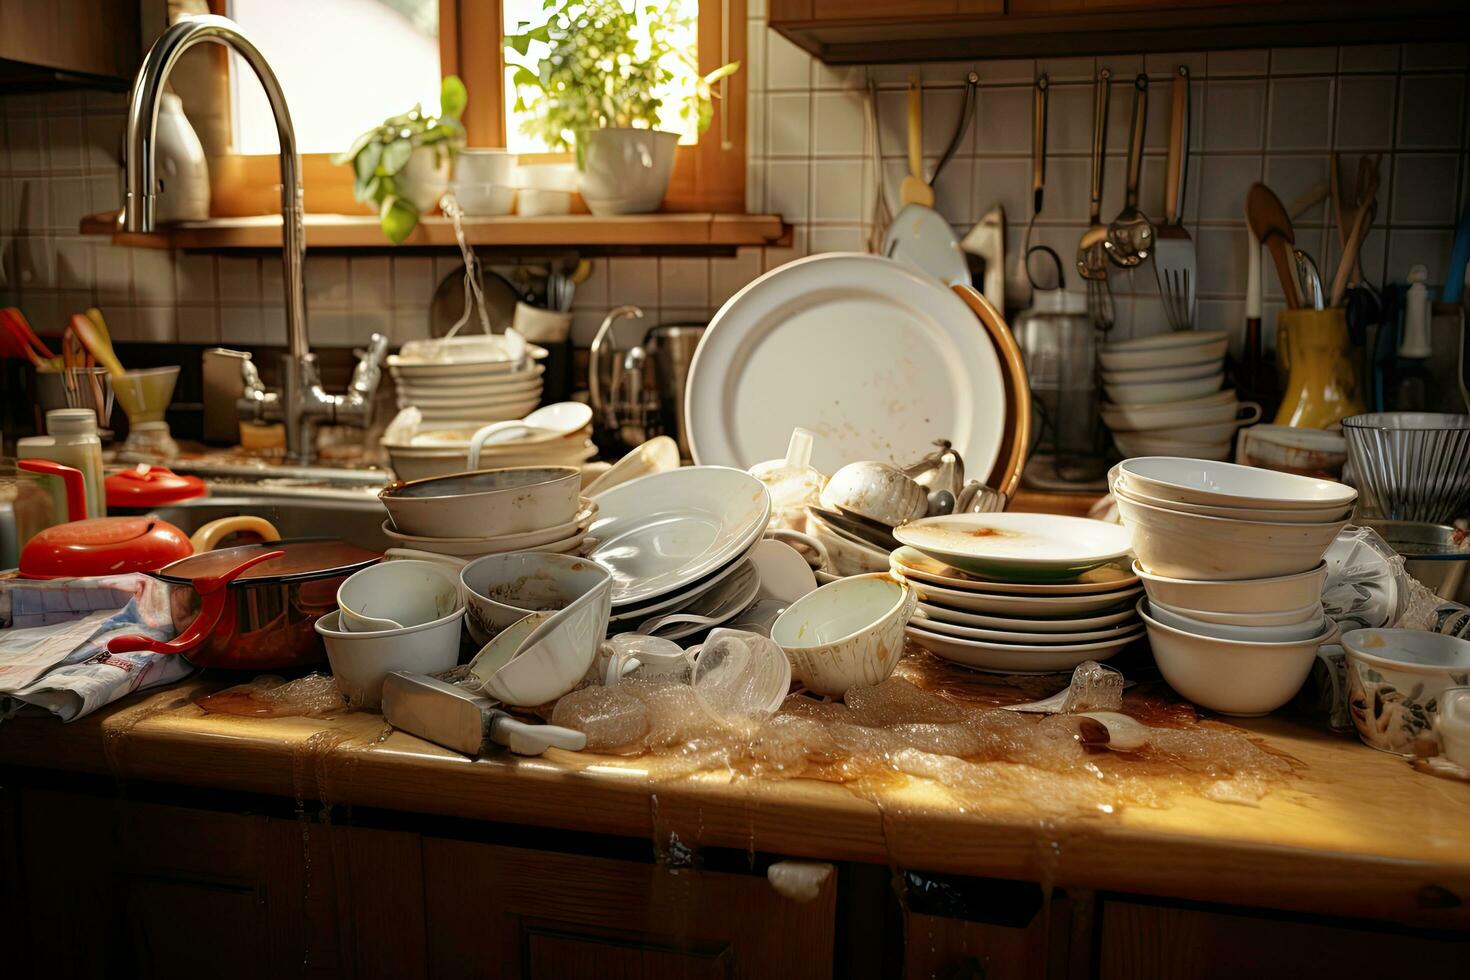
(505, 0, 738, 168)
(334, 75, 468, 243)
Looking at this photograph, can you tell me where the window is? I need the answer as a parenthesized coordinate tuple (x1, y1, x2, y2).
(208, 0, 747, 216)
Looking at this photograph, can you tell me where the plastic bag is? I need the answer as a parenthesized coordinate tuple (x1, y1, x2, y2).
(1323, 526, 1411, 631)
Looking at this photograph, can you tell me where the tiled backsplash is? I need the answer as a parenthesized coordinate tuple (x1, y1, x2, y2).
(1, 15, 1466, 355)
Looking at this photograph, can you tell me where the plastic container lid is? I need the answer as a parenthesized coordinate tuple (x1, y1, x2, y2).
(46, 408, 100, 435)
(106, 464, 207, 509)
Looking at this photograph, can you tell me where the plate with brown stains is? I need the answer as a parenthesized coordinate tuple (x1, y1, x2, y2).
(893, 513, 1133, 581)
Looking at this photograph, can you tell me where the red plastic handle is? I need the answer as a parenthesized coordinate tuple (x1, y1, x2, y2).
(106, 549, 285, 657)
(18, 458, 89, 522)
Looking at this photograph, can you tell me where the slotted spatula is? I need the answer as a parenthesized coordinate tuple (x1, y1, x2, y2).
(1152, 66, 1195, 330)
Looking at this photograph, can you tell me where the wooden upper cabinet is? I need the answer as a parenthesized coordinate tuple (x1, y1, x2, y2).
(0, 0, 142, 82)
(771, 0, 1465, 63)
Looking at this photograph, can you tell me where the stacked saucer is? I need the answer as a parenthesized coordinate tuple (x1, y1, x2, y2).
(588, 466, 771, 640)
(889, 513, 1144, 673)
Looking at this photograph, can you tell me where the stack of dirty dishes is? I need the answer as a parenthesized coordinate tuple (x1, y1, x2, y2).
(586, 466, 772, 641)
(1100, 330, 1258, 461)
(889, 513, 1145, 674)
(316, 559, 467, 708)
(388, 332, 547, 424)
(378, 466, 596, 561)
(381, 403, 597, 481)
(1113, 456, 1354, 716)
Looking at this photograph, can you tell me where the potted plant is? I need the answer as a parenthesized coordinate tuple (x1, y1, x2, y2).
(335, 75, 468, 242)
(505, 1, 737, 216)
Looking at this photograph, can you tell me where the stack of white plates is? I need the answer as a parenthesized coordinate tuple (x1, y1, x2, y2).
(384, 419, 596, 482)
(589, 466, 771, 640)
(388, 337, 548, 423)
(889, 513, 1144, 673)
(382, 497, 599, 560)
(1099, 330, 1257, 461)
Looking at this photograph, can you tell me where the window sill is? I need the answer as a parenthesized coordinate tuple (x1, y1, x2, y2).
(80, 211, 790, 255)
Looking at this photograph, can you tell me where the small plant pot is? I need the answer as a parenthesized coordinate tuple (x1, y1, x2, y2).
(578, 129, 678, 216)
(396, 145, 451, 213)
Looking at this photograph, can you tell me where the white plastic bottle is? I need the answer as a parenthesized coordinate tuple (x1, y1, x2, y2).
(17, 408, 107, 518)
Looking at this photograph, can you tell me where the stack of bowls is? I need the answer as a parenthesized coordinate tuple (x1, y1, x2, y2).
(388, 335, 548, 424)
(1113, 456, 1354, 715)
(1099, 330, 1258, 461)
(379, 466, 595, 560)
(382, 405, 597, 482)
(889, 513, 1145, 675)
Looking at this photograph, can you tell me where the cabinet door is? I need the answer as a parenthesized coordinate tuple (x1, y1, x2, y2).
(422, 839, 838, 979)
(0, 0, 142, 80)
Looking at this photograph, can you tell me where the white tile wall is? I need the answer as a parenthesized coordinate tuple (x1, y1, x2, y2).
(1, 33, 1466, 352)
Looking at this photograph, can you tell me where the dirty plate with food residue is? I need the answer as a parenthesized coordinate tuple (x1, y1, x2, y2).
(894, 513, 1134, 580)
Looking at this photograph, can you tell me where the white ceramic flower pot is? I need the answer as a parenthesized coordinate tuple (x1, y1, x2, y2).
(397, 145, 451, 213)
(578, 128, 678, 216)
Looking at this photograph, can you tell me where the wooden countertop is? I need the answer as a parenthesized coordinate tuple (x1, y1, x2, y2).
(3, 677, 1468, 930)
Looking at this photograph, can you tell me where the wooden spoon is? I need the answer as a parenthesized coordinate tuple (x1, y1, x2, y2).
(1245, 183, 1302, 310)
(900, 77, 935, 209)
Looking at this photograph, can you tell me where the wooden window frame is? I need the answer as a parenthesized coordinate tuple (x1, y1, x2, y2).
(206, 0, 747, 217)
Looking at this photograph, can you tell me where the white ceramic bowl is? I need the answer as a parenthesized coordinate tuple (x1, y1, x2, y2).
(451, 182, 515, 216)
(1112, 431, 1232, 462)
(1111, 476, 1353, 525)
(336, 559, 462, 633)
(315, 608, 464, 708)
(1151, 597, 1323, 628)
(380, 465, 581, 538)
(1145, 600, 1326, 642)
(466, 606, 604, 707)
(1235, 424, 1348, 479)
(1438, 687, 1470, 770)
(1105, 372, 1223, 406)
(1115, 492, 1347, 581)
(1100, 359, 1222, 385)
(1341, 629, 1470, 756)
(1140, 599, 1333, 716)
(1132, 559, 1328, 614)
(1098, 331, 1229, 372)
(1116, 456, 1358, 511)
(808, 511, 890, 575)
(459, 551, 613, 647)
(772, 574, 917, 697)
(1102, 392, 1257, 433)
(381, 501, 595, 554)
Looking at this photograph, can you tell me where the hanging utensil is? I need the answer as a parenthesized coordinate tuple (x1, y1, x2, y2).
(932, 71, 978, 185)
(864, 70, 895, 253)
(900, 76, 935, 209)
(1008, 74, 1049, 309)
(1245, 183, 1302, 309)
(1077, 67, 1113, 330)
(1105, 74, 1154, 268)
(1329, 160, 1378, 307)
(1153, 66, 1195, 330)
(1295, 249, 1325, 310)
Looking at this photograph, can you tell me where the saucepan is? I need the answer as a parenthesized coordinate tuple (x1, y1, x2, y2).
(108, 539, 381, 670)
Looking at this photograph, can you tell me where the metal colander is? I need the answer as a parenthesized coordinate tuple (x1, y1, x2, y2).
(1341, 413, 1470, 524)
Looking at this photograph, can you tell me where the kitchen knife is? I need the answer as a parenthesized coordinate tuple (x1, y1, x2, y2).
(381, 671, 586, 757)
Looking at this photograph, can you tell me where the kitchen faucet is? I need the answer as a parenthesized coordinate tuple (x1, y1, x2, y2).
(123, 14, 387, 464)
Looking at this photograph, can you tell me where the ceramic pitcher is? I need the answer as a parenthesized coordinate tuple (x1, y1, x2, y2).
(1274, 308, 1364, 428)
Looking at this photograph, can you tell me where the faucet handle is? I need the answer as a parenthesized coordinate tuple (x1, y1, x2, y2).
(349, 333, 389, 395)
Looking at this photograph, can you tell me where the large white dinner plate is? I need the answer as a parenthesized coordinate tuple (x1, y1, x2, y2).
(906, 625, 1139, 673)
(607, 536, 760, 624)
(889, 547, 1139, 596)
(915, 600, 1136, 632)
(894, 513, 1133, 580)
(685, 253, 1005, 477)
(883, 204, 970, 287)
(590, 466, 771, 607)
(911, 579, 1144, 616)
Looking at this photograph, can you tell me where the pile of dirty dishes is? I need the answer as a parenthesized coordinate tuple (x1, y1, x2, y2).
(888, 513, 1145, 674)
(382, 402, 597, 481)
(379, 466, 595, 560)
(1100, 330, 1259, 461)
(388, 334, 548, 423)
(1114, 457, 1353, 716)
(316, 559, 467, 708)
(587, 466, 772, 641)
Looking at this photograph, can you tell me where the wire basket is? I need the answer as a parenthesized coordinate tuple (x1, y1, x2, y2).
(1341, 412, 1470, 524)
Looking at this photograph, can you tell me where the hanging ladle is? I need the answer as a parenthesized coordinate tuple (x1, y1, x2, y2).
(1105, 73, 1153, 268)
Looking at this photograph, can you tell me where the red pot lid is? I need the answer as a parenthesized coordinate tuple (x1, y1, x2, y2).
(19, 516, 195, 579)
(106, 465, 207, 509)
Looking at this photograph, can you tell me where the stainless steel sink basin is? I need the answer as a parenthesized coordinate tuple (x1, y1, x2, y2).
(145, 495, 389, 552)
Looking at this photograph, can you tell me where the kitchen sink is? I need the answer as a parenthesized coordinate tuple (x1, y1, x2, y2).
(146, 494, 389, 552)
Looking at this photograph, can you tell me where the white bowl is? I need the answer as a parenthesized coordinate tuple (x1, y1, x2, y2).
(808, 511, 890, 575)
(1098, 331, 1229, 372)
(1116, 456, 1358, 511)
(1132, 558, 1328, 614)
(1140, 599, 1333, 716)
(1100, 359, 1223, 385)
(315, 608, 464, 708)
(1342, 628, 1470, 756)
(466, 606, 605, 707)
(772, 574, 917, 697)
(1115, 493, 1347, 581)
(1105, 372, 1223, 406)
(460, 551, 613, 647)
(380, 466, 581, 538)
(1112, 431, 1232, 462)
(451, 182, 515, 216)
(1438, 687, 1470, 770)
(454, 148, 516, 184)
(336, 559, 462, 633)
(1150, 597, 1323, 628)
(1111, 474, 1353, 525)
(1102, 392, 1256, 433)
(1145, 599, 1326, 642)
(381, 500, 595, 553)
(1235, 424, 1348, 479)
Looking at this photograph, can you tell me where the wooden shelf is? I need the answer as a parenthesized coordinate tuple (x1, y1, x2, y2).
(80, 211, 791, 255)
